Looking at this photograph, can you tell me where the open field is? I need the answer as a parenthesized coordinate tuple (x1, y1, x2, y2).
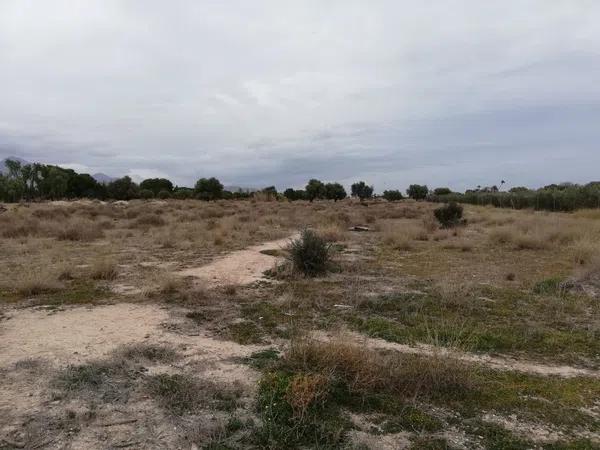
(1, 199, 600, 449)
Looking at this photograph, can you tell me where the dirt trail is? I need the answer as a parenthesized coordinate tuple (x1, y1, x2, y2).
(177, 234, 296, 287)
(314, 330, 600, 378)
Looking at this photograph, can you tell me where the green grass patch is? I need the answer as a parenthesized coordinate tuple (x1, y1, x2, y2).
(146, 373, 241, 415)
(242, 348, 280, 370)
(348, 284, 600, 364)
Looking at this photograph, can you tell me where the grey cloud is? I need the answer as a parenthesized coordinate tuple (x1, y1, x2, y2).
(1, 1, 599, 190)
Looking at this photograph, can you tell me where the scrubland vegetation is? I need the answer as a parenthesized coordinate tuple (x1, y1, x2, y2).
(1, 195, 600, 449)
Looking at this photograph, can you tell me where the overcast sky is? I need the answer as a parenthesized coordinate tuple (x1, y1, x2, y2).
(1, 1, 599, 191)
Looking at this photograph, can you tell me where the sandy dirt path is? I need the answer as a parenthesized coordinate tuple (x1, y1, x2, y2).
(0, 303, 265, 372)
(177, 234, 296, 287)
(314, 330, 600, 378)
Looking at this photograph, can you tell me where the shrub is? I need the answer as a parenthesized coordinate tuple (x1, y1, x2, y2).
(434, 202, 464, 228)
(287, 229, 332, 277)
(157, 189, 171, 199)
(140, 189, 154, 199)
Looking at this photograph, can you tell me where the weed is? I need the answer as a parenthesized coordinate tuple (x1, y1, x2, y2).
(146, 373, 241, 415)
(119, 343, 178, 363)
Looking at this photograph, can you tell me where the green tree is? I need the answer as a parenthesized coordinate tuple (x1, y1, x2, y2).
(433, 187, 452, 196)
(382, 190, 403, 201)
(325, 182, 347, 201)
(140, 178, 173, 196)
(305, 179, 326, 202)
(351, 181, 374, 201)
(194, 177, 224, 201)
(107, 176, 140, 200)
(284, 188, 306, 201)
(407, 184, 429, 200)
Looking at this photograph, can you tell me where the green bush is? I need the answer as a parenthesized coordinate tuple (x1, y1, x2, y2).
(140, 189, 154, 199)
(288, 229, 332, 277)
(434, 202, 464, 228)
(157, 189, 171, 199)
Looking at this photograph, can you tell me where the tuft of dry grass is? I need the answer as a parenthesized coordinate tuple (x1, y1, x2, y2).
(316, 224, 347, 242)
(90, 260, 118, 280)
(284, 336, 475, 399)
(133, 213, 166, 227)
(56, 220, 104, 241)
(15, 271, 64, 296)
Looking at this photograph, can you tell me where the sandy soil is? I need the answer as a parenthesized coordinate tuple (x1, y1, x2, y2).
(314, 330, 600, 378)
(0, 303, 265, 373)
(0, 302, 266, 448)
(177, 235, 296, 287)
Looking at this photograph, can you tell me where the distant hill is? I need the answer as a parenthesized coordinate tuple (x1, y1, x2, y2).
(92, 173, 115, 184)
(225, 185, 259, 193)
(1, 157, 116, 184)
(1, 156, 31, 175)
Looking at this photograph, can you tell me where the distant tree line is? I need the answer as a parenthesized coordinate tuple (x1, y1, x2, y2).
(3, 159, 600, 211)
(429, 182, 600, 212)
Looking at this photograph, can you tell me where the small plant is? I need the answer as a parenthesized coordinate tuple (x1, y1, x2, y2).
(287, 229, 332, 277)
(434, 202, 464, 228)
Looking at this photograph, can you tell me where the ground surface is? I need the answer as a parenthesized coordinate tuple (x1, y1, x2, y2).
(0, 199, 599, 449)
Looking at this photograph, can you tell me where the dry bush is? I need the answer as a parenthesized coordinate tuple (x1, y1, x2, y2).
(56, 219, 104, 241)
(133, 213, 166, 227)
(90, 260, 118, 280)
(316, 224, 347, 242)
(488, 226, 514, 245)
(570, 238, 600, 266)
(32, 207, 72, 220)
(432, 230, 451, 241)
(1, 215, 41, 238)
(381, 227, 413, 250)
(285, 373, 329, 419)
(442, 239, 473, 252)
(513, 233, 548, 250)
(421, 215, 438, 234)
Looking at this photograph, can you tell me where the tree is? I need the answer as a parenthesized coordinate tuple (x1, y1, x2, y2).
(407, 184, 429, 200)
(195, 177, 224, 201)
(140, 178, 173, 196)
(325, 182, 347, 201)
(4, 159, 22, 179)
(382, 190, 403, 201)
(107, 176, 139, 200)
(433, 187, 452, 196)
(305, 179, 326, 202)
(284, 188, 306, 201)
(351, 181, 373, 201)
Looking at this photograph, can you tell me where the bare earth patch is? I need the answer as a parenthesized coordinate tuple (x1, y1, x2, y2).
(177, 235, 295, 287)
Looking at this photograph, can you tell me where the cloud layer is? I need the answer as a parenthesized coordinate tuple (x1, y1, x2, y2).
(1, 1, 599, 190)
